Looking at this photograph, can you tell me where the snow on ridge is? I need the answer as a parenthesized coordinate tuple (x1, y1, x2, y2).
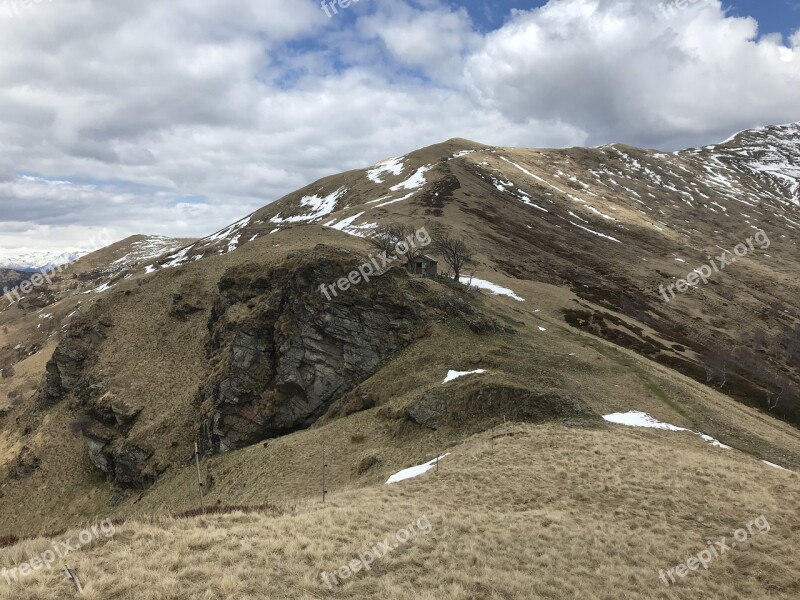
(567, 220, 623, 244)
(204, 216, 252, 246)
(386, 454, 450, 484)
(375, 192, 416, 208)
(270, 188, 347, 225)
(161, 245, 195, 269)
(762, 460, 790, 471)
(449, 150, 476, 160)
(391, 166, 432, 191)
(367, 157, 405, 183)
(109, 236, 185, 269)
(0, 249, 88, 271)
(325, 212, 378, 238)
(603, 411, 731, 449)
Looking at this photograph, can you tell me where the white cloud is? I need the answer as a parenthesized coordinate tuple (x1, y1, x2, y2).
(358, 1, 479, 79)
(465, 0, 800, 147)
(0, 0, 797, 249)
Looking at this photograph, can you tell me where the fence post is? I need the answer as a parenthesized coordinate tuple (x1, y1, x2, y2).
(194, 442, 205, 515)
(322, 450, 328, 504)
(65, 566, 83, 594)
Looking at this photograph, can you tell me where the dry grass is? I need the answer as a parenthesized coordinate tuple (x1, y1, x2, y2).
(0, 422, 797, 599)
(0, 138, 799, 598)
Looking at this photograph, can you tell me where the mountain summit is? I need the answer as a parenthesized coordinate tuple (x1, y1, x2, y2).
(0, 124, 798, 599)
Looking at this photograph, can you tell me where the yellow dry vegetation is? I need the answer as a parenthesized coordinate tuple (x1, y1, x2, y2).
(0, 422, 797, 599)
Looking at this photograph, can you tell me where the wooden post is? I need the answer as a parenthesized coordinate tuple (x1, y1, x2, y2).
(194, 442, 205, 515)
(322, 450, 328, 503)
(65, 566, 83, 594)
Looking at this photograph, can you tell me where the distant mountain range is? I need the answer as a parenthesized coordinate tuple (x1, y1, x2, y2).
(0, 249, 89, 272)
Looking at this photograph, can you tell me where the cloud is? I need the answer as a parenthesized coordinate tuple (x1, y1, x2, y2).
(358, 1, 480, 79)
(464, 0, 800, 148)
(0, 0, 797, 249)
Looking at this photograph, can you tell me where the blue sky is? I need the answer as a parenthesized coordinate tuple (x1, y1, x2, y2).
(723, 0, 800, 35)
(461, 1, 800, 35)
(323, 1, 800, 35)
(0, 0, 798, 251)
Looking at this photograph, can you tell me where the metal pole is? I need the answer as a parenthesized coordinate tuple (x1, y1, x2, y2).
(194, 442, 205, 515)
(322, 450, 328, 503)
(65, 566, 83, 594)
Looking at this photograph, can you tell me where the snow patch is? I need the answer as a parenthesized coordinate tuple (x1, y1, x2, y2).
(442, 369, 486, 384)
(390, 166, 432, 191)
(386, 454, 450, 484)
(367, 157, 405, 184)
(459, 276, 525, 302)
(603, 411, 731, 449)
(270, 188, 346, 224)
(762, 460, 789, 471)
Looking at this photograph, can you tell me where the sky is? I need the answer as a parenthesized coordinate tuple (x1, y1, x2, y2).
(0, 0, 798, 252)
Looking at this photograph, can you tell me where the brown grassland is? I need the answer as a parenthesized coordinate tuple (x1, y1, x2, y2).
(0, 136, 799, 598)
(0, 422, 797, 599)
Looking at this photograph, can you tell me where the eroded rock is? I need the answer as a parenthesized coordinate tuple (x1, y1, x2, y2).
(38, 317, 109, 408)
(197, 252, 428, 454)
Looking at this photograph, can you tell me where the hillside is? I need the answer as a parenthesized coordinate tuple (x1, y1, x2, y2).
(0, 127, 798, 598)
(0, 422, 797, 599)
(0, 269, 28, 297)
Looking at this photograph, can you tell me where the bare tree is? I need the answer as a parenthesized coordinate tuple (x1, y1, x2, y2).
(431, 228, 473, 281)
(393, 223, 425, 267)
(785, 328, 800, 367)
(369, 223, 425, 268)
(767, 383, 786, 412)
(369, 223, 403, 257)
(702, 349, 728, 389)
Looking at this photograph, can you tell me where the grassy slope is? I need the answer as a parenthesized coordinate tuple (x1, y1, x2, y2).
(0, 422, 797, 599)
(0, 226, 799, 537)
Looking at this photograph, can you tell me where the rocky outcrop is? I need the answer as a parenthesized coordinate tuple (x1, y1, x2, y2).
(197, 250, 428, 455)
(404, 383, 597, 431)
(87, 392, 143, 434)
(34, 246, 511, 487)
(37, 316, 110, 408)
(84, 422, 159, 488)
(36, 310, 159, 488)
(169, 293, 203, 321)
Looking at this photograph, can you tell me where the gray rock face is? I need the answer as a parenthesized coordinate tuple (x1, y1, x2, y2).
(38, 317, 108, 408)
(84, 423, 158, 489)
(197, 254, 427, 454)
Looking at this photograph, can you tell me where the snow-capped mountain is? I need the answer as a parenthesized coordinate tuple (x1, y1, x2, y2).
(0, 249, 89, 272)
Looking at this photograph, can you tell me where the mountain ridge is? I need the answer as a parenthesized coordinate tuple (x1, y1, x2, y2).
(0, 122, 797, 546)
